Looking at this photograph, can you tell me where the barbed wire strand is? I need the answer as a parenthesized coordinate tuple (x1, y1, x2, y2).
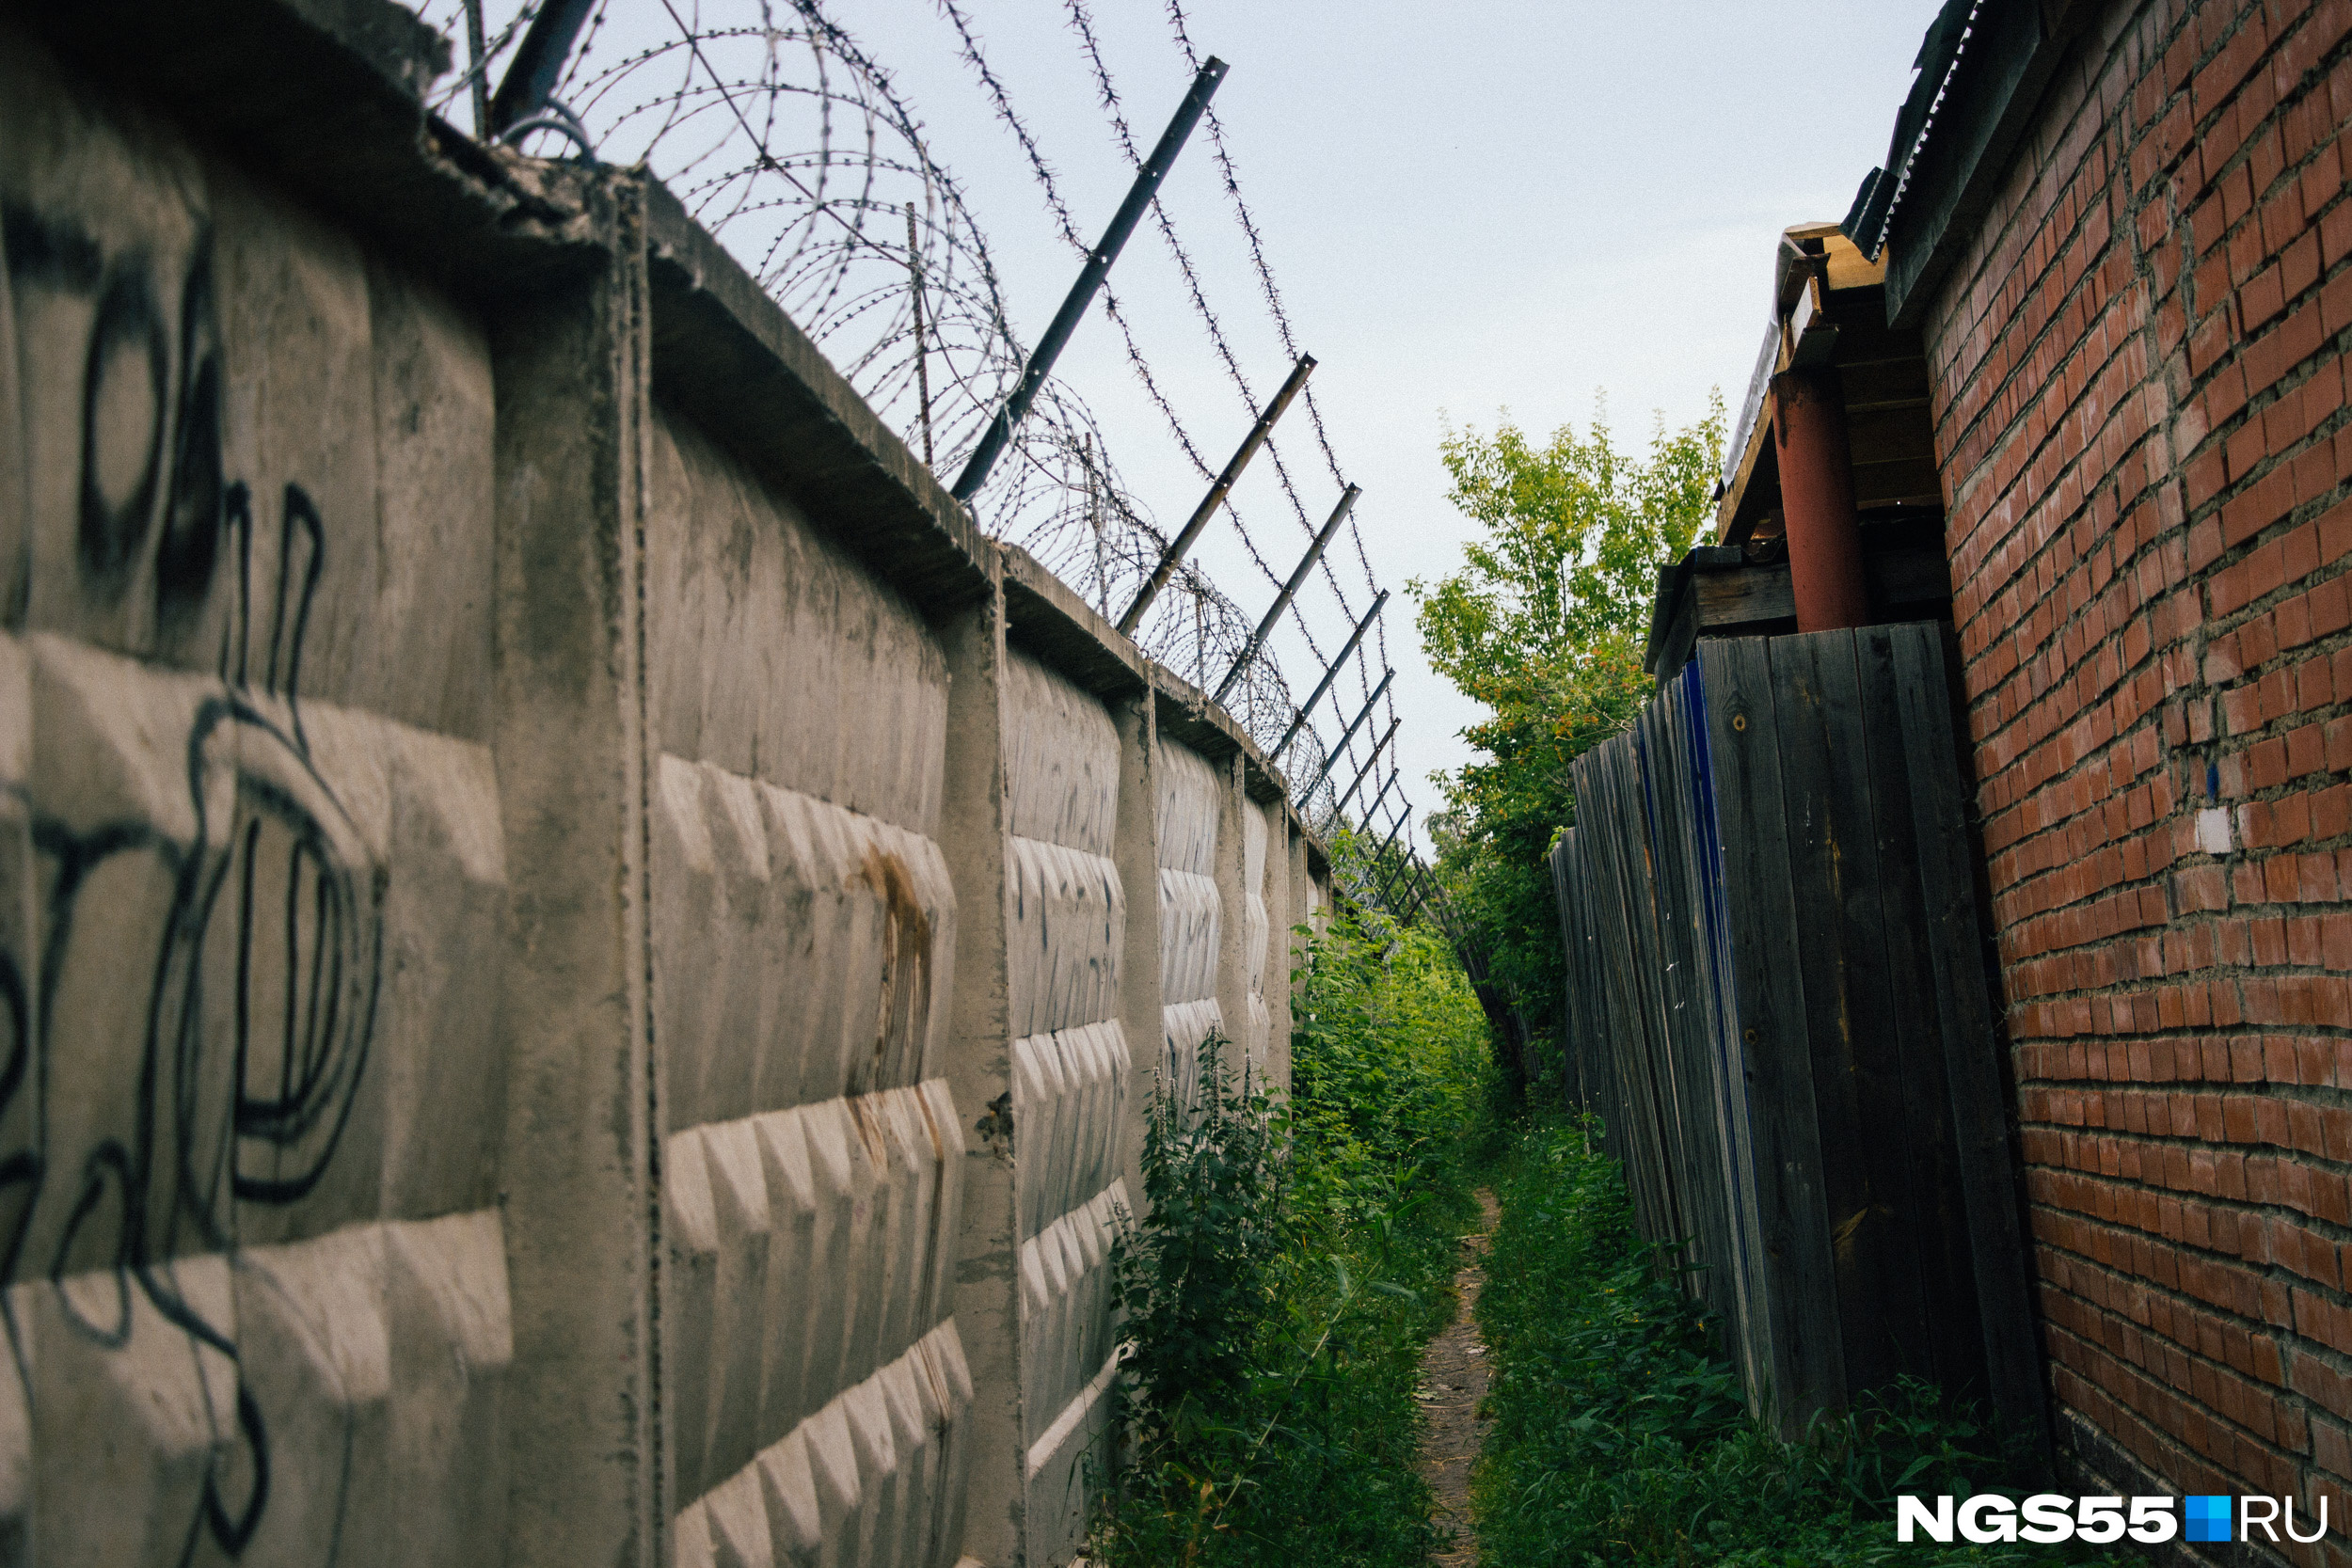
(1163, 0, 1395, 748)
(412, 0, 1392, 839)
(1057, 0, 1345, 690)
(939, 0, 1369, 760)
(932, 0, 1327, 641)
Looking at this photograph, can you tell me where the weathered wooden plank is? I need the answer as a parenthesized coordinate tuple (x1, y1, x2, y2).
(1699, 637, 1842, 1433)
(1615, 735, 1692, 1259)
(1555, 825, 1618, 1130)
(1852, 626, 1989, 1403)
(1583, 741, 1685, 1253)
(1569, 839, 1611, 1122)
(1633, 705, 1716, 1307)
(1775, 630, 1939, 1396)
(1653, 588, 1699, 686)
(1572, 847, 1626, 1146)
(1580, 831, 1629, 1153)
(1764, 633, 1887, 1403)
(1671, 661, 1772, 1402)
(1693, 562, 1797, 626)
(1549, 835, 1587, 1108)
(1642, 678, 1750, 1362)
(1887, 622, 2051, 1471)
(1569, 754, 1643, 1204)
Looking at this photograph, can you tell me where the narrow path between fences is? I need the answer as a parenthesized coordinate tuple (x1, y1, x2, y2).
(1417, 1186, 1501, 1565)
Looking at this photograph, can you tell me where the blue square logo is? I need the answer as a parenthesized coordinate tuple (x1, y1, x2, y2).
(2185, 1495, 2232, 1544)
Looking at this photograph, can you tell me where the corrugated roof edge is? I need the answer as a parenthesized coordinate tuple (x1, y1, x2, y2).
(1839, 0, 2103, 327)
(1841, 0, 1982, 263)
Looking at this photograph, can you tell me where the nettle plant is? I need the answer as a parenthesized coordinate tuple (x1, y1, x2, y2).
(1100, 1027, 1442, 1568)
(1112, 1031, 1286, 1444)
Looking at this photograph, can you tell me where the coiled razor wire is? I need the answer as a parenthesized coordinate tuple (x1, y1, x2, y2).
(410, 0, 1375, 839)
(420, 0, 1036, 483)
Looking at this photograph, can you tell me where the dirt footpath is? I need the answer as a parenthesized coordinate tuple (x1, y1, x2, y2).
(1416, 1187, 1501, 1565)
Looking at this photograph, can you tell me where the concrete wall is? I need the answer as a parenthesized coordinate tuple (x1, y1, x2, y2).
(0, 22, 516, 1566)
(1002, 648, 1126, 1561)
(646, 407, 970, 1568)
(1156, 738, 1225, 1113)
(0, 3, 1330, 1564)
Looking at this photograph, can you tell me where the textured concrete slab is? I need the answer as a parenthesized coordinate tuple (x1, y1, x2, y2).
(0, 6, 1346, 1561)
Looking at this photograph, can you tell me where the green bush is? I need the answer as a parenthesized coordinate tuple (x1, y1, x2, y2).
(1476, 1117, 2134, 1567)
(1287, 886, 1497, 1228)
(1114, 1030, 1287, 1445)
(1089, 906, 1492, 1567)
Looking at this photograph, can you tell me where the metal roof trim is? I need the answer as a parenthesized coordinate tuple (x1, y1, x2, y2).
(1843, 0, 1985, 262)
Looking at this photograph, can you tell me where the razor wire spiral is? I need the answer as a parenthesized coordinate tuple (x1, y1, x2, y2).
(418, 0, 1029, 483)
(409, 0, 1388, 849)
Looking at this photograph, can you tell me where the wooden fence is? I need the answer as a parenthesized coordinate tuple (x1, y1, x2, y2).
(1550, 624, 2045, 1449)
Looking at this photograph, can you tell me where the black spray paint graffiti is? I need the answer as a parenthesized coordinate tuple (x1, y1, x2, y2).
(4, 203, 379, 1561)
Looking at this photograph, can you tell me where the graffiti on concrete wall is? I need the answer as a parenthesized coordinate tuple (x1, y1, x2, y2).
(5, 198, 382, 1561)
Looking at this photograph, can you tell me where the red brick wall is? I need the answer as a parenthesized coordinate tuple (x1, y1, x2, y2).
(1925, 0, 2352, 1550)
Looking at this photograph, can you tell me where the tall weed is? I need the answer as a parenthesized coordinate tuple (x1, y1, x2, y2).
(1476, 1117, 2135, 1567)
(1117, 1031, 1287, 1441)
(1089, 906, 1491, 1566)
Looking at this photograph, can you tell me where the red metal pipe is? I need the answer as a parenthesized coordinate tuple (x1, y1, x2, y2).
(1772, 369, 1871, 632)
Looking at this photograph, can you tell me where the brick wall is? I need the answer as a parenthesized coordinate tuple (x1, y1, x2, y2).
(1924, 0, 2352, 1552)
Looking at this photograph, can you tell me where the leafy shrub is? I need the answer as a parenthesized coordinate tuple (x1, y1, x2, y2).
(1090, 911, 1492, 1566)
(1476, 1117, 2135, 1567)
(1115, 1030, 1287, 1443)
(1287, 883, 1496, 1229)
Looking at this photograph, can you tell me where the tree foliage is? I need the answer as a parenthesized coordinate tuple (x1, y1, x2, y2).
(1411, 400, 1724, 1057)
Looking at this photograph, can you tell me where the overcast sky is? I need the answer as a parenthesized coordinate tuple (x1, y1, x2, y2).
(447, 1, 1947, 852)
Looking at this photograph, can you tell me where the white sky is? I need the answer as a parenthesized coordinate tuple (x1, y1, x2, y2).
(447, 1, 1947, 852)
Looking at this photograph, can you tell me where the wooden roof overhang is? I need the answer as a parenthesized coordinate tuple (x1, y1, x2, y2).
(1642, 222, 1954, 684)
(1713, 222, 1943, 546)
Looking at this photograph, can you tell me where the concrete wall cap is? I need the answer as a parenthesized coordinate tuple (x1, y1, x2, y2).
(643, 176, 993, 617)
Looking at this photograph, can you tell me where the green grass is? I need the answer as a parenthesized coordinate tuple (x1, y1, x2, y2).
(1473, 1117, 2134, 1567)
(1088, 895, 1494, 1568)
(1087, 1091, 1473, 1568)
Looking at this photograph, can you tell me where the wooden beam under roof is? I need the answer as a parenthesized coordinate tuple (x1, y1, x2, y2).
(1714, 223, 1941, 546)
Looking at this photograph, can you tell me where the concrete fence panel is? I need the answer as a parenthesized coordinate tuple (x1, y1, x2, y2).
(1242, 797, 1271, 1079)
(647, 398, 969, 1566)
(0, 20, 516, 1568)
(1155, 739, 1224, 1112)
(0, 3, 1338, 1561)
(1001, 648, 1127, 1560)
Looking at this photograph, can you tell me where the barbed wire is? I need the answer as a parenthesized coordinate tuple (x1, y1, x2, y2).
(912, 0, 1352, 770)
(1163, 0, 1395, 729)
(921, 0, 1368, 727)
(420, 0, 1033, 483)
(1033, 0, 1394, 823)
(1057, 0, 1339, 683)
(409, 0, 1399, 852)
